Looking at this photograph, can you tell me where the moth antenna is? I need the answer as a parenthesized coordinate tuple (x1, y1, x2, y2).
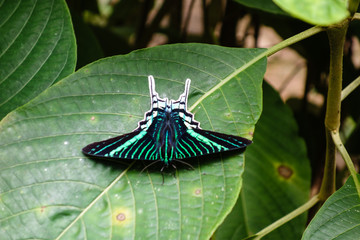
(173, 159, 195, 170)
(171, 164, 177, 178)
(140, 159, 162, 174)
(160, 165, 166, 185)
(161, 172, 165, 185)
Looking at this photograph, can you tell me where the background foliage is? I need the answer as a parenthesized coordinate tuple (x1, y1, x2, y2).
(0, 0, 359, 239)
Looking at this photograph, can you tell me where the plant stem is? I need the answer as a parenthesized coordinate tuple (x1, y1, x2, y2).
(318, 21, 349, 200)
(341, 75, 360, 101)
(251, 195, 320, 240)
(320, 131, 337, 199)
(331, 130, 360, 198)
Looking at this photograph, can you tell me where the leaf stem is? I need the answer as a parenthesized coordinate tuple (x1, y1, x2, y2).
(341, 75, 360, 101)
(265, 26, 325, 57)
(331, 130, 360, 198)
(250, 195, 320, 240)
(189, 26, 324, 112)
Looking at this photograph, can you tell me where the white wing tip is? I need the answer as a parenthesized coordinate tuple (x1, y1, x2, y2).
(148, 75, 156, 95)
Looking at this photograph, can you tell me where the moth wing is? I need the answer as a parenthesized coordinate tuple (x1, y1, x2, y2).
(82, 131, 159, 160)
(174, 128, 252, 159)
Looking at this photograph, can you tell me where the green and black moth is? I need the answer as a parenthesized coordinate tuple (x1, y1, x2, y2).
(82, 76, 252, 170)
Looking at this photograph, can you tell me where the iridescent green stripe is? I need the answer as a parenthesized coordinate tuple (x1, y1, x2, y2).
(169, 144, 174, 160)
(130, 136, 149, 159)
(181, 138, 197, 156)
(178, 141, 191, 157)
(124, 138, 142, 158)
(165, 131, 168, 161)
(187, 129, 228, 151)
(209, 133, 242, 147)
(144, 142, 156, 159)
(94, 137, 124, 154)
(138, 140, 153, 159)
(197, 141, 210, 154)
(186, 137, 203, 155)
(108, 131, 147, 157)
(175, 146, 185, 158)
(149, 149, 157, 160)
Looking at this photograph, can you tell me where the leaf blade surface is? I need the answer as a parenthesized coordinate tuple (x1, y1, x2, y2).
(0, 44, 266, 239)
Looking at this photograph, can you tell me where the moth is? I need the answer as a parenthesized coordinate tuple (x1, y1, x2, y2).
(82, 75, 252, 170)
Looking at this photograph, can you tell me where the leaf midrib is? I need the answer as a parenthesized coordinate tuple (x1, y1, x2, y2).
(54, 161, 136, 240)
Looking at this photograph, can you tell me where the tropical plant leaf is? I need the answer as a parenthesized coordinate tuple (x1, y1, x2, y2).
(0, 0, 76, 119)
(0, 44, 266, 239)
(215, 83, 311, 239)
(273, 0, 349, 26)
(302, 175, 360, 239)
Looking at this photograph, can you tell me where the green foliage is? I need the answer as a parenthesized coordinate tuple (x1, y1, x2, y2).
(303, 175, 360, 239)
(236, 0, 349, 25)
(273, 0, 349, 25)
(1, 0, 360, 239)
(0, 0, 76, 119)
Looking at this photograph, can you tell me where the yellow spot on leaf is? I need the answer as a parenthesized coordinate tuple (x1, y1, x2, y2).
(112, 208, 132, 226)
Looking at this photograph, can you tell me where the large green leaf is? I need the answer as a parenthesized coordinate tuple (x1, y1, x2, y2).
(0, 0, 76, 119)
(0, 44, 266, 239)
(273, 0, 349, 26)
(302, 175, 360, 239)
(215, 83, 311, 239)
(236, 0, 350, 25)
